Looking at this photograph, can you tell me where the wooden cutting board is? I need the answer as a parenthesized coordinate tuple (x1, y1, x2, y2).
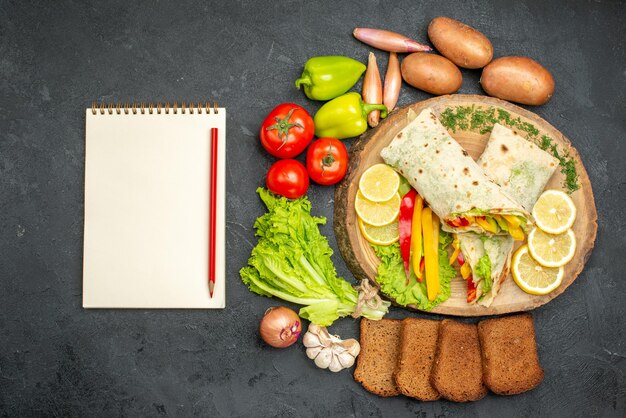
(334, 95, 597, 316)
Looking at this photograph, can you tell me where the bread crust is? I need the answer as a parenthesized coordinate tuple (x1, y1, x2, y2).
(393, 318, 441, 401)
(353, 319, 402, 397)
(430, 320, 488, 402)
(478, 313, 544, 395)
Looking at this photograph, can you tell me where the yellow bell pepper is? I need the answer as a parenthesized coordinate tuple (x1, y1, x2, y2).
(411, 195, 424, 280)
(460, 262, 472, 280)
(508, 224, 525, 241)
(430, 213, 440, 301)
(449, 235, 461, 265)
(476, 217, 498, 233)
(502, 214, 521, 228)
(421, 207, 439, 301)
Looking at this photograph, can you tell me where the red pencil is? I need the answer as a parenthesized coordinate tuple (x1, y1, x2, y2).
(209, 127, 218, 298)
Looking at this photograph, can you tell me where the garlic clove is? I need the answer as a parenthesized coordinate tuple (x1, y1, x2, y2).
(307, 323, 321, 335)
(331, 344, 347, 354)
(314, 347, 333, 369)
(337, 351, 356, 369)
(306, 346, 323, 360)
(317, 327, 334, 347)
(328, 354, 343, 372)
(342, 339, 361, 357)
(303, 331, 322, 348)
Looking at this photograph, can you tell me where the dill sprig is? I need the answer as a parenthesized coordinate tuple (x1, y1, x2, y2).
(438, 106, 580, 193)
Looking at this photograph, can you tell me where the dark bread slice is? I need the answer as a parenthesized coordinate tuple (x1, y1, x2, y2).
(354, 318, 402, 397)
(478, 313, 544, 395)
(430, 320, 488, 402)
(394, 318, 441, 401)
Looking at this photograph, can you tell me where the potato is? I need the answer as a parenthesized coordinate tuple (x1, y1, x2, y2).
(428, 17, 493, 69)
(401, 53, 462, 95)
(481, 56, 555, 106)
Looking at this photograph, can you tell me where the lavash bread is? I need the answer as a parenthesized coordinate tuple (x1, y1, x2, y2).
(430, 320, 488, 402)
(457, 233, 514, 306)
(353, 318, 402, 397)
(478, 123, 559, 211)
(394, 318, 441, 401)
(456, 123, 558, 307)
(380, 108, 531, 236)
(478, 313, 544, 395)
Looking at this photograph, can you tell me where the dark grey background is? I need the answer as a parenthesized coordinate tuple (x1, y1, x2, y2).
(1, 0, 624, 416)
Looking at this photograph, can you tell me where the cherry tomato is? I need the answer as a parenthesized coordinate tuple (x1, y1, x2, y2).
(266, 159, 309, 199)
(305, 138, 348, 185)
(260, 103, 314, 158)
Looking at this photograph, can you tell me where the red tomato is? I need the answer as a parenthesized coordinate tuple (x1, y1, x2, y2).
(266, 159, 309, 199)
(260, 103, 314, 158)
(467, 276, 477, 303)
(447, 217, 469, 227)
(305, 138, 348, 185)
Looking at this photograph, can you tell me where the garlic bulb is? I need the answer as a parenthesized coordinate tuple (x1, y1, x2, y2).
(303, 324, 360, 372)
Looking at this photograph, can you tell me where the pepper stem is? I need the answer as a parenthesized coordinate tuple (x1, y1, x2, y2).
(294, 74, 311, 90)
(362, 103, 388, 119)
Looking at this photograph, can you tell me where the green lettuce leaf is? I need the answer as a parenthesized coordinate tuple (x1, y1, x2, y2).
(397, 175, 412, 197)
(475, 254, 492, 293)
(439, 230, 453, 248)
(240, 188, 390, 326)
(494, 216, 509, 232)
(371, 230, 455, 311)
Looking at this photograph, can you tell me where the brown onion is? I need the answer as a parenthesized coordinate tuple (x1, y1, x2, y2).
(259, 306, 302, 348)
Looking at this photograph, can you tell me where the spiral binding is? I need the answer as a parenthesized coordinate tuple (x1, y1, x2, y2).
(90, 101, 219, 115)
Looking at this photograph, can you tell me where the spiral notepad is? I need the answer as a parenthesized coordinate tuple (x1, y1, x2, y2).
(83, 101, 226, 308)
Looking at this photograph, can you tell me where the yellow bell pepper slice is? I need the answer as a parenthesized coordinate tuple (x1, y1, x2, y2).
(476, 217, 498, 233)
(460, 262, 472, 280)
(449, 235, 461, 265)
(411, 195, 424, 280)
(508, 223, 525, 241)
(422, 207, 439, 301)
(502, 214, 522, 228)
(430, 213, 440, 301)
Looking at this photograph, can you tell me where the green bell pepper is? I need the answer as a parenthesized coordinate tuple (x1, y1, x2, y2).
(313, 92, 388, 140)
(295, 56, 366, 101)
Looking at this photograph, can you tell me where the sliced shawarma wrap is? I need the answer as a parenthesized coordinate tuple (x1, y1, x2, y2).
(478, 123, 559, 211)
(458, 123, 559, 306)
(456, 234, 514, 306)
(380, 108, 532, 240)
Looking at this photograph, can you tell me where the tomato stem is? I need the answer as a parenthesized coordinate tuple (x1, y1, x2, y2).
(266, 108, 304, 149)
(321, 144, 335, 168)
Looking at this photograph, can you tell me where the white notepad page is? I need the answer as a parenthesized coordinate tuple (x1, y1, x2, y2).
(83, 108, 226, 308)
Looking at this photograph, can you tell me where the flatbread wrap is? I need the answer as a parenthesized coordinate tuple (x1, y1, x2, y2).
(478, 123, 559, 211)
(456, 234, 514, 306)
(458, 123, 559, 306)
(380, 108, 531, 239)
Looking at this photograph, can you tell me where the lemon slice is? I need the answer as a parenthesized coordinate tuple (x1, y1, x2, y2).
(512, 245, 564, 295)
(358, 164, 400, 202)
(358, 218, 399, 245)
(355, 190, 400, 226)
(532, 190, 577, 234)
(527, 228, 576, 268)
